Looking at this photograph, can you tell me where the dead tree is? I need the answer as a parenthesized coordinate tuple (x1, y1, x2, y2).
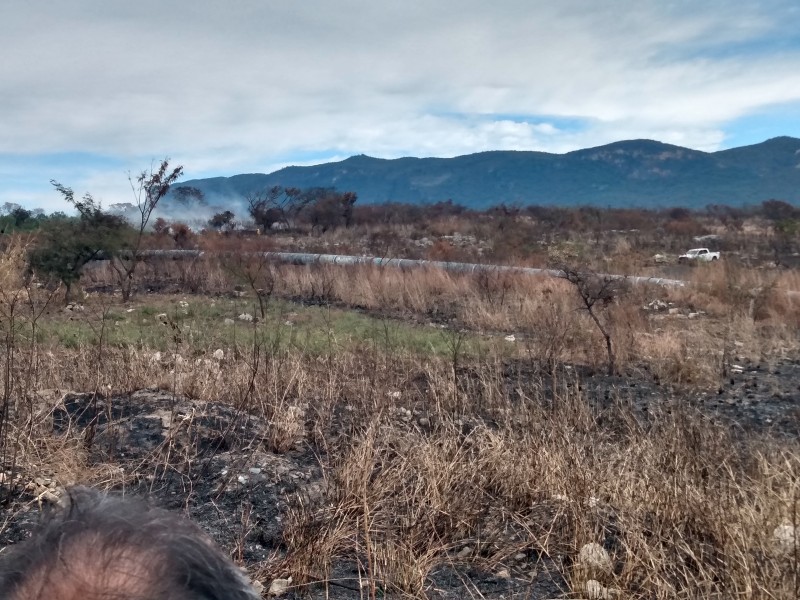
(558, 266, 623, 375)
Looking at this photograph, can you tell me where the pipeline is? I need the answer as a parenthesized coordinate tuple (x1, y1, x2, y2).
(140, 249, 687, 288)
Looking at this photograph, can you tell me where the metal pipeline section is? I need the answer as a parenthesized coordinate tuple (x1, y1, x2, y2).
(140, 249, 687, 288)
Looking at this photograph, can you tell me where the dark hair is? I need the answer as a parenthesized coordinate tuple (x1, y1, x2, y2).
(0, 486, 259, 600)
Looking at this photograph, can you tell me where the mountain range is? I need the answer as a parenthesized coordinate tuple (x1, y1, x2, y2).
(175, 136, 800, 210)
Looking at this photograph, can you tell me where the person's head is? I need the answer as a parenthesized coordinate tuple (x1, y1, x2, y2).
(0, 486, 259, 600)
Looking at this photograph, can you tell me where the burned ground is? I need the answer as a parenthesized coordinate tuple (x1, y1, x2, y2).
(1, 355, 797, 599)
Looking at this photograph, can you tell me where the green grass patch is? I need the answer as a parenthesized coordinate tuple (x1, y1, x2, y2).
(33, 296, 491, 359)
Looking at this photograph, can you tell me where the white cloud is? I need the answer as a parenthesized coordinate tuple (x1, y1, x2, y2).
(2, 0, 800, 209)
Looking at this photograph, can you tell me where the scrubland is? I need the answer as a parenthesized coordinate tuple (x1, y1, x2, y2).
(1, 208, 799, 599)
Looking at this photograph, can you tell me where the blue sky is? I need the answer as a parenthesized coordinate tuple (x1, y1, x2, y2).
(2, 0, 800, 212)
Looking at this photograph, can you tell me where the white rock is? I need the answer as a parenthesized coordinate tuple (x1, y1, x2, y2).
(584, 579, 618, 599)
(238, 313, 254, 322)
(773, 523, 798, 554)
(504, 334, 516, 342)
(150, 351, 162, 363)
(387, 391, 401, 399)
(157, 313, 168, 322)
(212, 348, 224, 361)
(646, 299, 668, 311)
(268, 577, 292, 596)
(495, 568, 510, 579)
(223, 318, 235, 325)
(578, 543, 612, 576)
(456, 545, 473, 559)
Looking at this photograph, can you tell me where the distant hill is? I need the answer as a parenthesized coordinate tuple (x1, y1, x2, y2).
(173, 137, 800, 210)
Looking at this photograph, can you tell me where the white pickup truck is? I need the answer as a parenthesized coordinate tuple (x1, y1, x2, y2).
(679, 248, 720, 263)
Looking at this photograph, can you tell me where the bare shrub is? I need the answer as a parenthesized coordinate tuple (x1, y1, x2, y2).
(558, 266, 628, 375)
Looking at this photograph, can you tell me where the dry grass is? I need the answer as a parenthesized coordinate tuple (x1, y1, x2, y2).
(2, 237, 800, 598)
(277, 371, 800, 598)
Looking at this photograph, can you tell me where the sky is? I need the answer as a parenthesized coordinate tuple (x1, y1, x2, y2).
(3, 0, 800, 212)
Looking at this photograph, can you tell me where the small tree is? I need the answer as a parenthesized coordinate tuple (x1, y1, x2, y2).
(110, 159, 183, 300)
(30, 184, 130, 302)
(558, 265, 624, 375)
(152, 217, 170, 236)
(171, 186, 206, 206)
(208, 210, 235, 231)
(305, 190, 357, 233)
(169, 222, 194, 249)
(247, 186, 310, 231)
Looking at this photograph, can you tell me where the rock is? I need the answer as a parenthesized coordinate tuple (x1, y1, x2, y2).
(514, 552, 527, 561)
(156, 313, 168, 322)
(238, 313, 254, 322)
(387, 391, 401, 399)
(584, 579, 618, 599)
(495, 568, 510, 579)
(773, 523, 798, 554)
(504, 334, 516, 342)
(418, 417, 431, 428)
(456, 545, 473, 559)
(150, 351, 162, 363)
(668, 307, 680, 315)
(251, 580, 265, 595)
(577, 542, 612, 577)
(646, 299, 668, 311)
(212, 348, 224, 361)
(223, 318, 235, 326)
(268, 577, 292, 596)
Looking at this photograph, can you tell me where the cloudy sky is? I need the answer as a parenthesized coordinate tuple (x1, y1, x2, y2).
(3, 0, 800, 211)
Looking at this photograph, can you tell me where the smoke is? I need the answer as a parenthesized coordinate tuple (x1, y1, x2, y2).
(108, 194, 253, 231)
